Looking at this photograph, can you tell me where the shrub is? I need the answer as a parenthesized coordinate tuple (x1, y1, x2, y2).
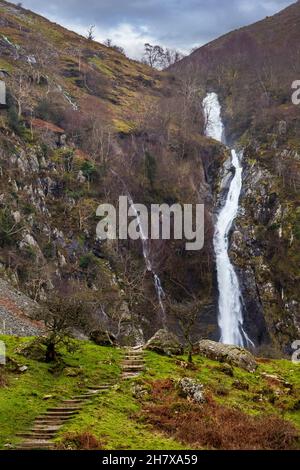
(79, 253, 95, 270)
(7, 106, 23, 135)
(81, 161, 97, 181)
(145, 151, 157, 187)
(35, 95, 66, 126)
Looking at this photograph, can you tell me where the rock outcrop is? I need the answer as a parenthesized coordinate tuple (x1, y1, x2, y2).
(197, 340, 257, 372)
(178, 378, 205, 404)
(145, 330, 183, 356)
(89, 330, 117, 346)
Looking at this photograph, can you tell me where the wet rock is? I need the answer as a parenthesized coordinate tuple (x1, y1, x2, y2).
(197, 340, 257, 372)
(145, 329, 183, 356)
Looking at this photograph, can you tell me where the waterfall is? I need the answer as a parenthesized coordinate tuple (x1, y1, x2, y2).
(111, 171, 167, 326)
(203, 92, 253, 347)
(127, 193, 167, 326)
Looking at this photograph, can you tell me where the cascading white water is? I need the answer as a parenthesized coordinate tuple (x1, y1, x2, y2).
(111, 171, 166, 326)
(203, 92, 253, 347)
(127, 194, 167, 326)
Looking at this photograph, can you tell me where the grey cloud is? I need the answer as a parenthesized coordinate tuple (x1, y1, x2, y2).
(12, 0, 294, 55)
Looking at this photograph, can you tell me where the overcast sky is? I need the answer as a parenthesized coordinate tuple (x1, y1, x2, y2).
(12, 0, 294, 58)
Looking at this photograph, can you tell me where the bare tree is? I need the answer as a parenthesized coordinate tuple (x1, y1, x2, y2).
(143, 43, 184, 69)
(143, 43, 165, 68)
(162, 48, 184, 68)
(169, 298, 203, 363)
(39, 296, 90, 362)
(87, 25, 95, 41)
(10, 73, 32, 117)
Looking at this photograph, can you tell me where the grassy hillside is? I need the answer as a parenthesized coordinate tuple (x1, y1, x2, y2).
(0, 335, 299, 450)
(0, 0, 167, 132)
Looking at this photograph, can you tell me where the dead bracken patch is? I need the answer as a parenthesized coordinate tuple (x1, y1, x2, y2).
(143, 380, 299, 450)
(58, 431, 105, 450)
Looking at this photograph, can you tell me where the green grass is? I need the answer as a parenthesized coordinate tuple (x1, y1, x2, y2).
(0, 335, 121, 449)
(55, 382, 186, 450)
(0, 335, 299, 450)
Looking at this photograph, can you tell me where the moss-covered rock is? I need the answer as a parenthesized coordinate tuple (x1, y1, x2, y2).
(145, 330, 183, 356)
(196, 340, 258, 372)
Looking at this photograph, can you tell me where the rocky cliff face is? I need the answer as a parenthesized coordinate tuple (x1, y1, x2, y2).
(231, 143, 299, 354)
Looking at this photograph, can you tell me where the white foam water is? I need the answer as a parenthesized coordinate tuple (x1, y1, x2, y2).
(203, 92, 253, 347)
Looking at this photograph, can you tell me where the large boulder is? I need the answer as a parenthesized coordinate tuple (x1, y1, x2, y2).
(145, 329, 183, 356)
(89, 330, 117, 347)
(197, 340, 257, 372)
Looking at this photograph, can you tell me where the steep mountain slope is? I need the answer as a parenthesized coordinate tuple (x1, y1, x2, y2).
(0, 1, 225, 343)
(171, 1, 300, 352)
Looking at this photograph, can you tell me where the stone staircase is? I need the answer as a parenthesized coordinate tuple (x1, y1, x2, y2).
(16, 383, 114, 450)
(15, 349, 146, 449)
(121, 348, 145, 380)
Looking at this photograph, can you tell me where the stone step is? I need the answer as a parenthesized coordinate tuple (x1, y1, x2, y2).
(122, 370, 142, 374)
(17, 432, 52, 438)
(16, 440, 54, 450)
(17, 433, 54, 440)
(122, 365, 145, 370)
(122, 360, 145, 366)
(33, 425, 62, 431)
(43, 412, 79, 418)
(124, 350, 144, 355)
(34, 424, 65, 429)
(20, 427, 58, 433)
(123, 356, 145, 361)
(46, 407, 82, 412)
(37, 416, 73, 423)
(17, 445, 54, 450)
(61, 399, 84, 404)
(86, 385, 112, 390)
(72, 391, 101, 399)
(124, 352, 144, 356)
(122, 373, 142, 379)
